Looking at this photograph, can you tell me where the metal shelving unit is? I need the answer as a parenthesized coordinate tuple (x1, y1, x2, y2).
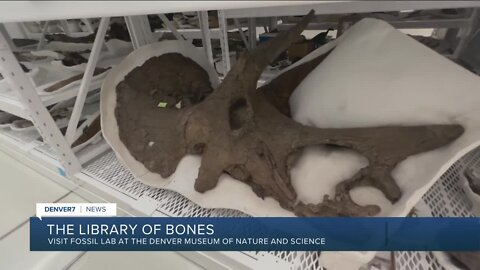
(0, 1, 479, 270)
(218, 1, 480, 73)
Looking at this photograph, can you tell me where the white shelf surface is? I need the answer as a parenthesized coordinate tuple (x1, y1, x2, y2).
(0, 1, 317, 23)
(4, 1, 479, 23)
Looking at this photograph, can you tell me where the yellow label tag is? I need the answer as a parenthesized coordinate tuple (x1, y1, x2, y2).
(157, 102, 168, 108)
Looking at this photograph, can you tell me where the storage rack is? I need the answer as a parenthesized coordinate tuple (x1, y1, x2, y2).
(1, 1, 480, 269)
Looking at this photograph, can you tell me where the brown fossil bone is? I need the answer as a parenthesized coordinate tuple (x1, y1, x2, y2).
(448, 252, 480, 270)
(464, 168, 480, 195)
(115, 10, 464, 216)
(45, 67, 110, 93)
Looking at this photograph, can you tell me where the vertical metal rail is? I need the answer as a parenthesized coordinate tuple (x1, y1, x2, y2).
(60, 20, 71, 35)
(454, 8, 479, 58)
(217, 10, 230, 74)
(233, 18, 249, 49)
(20, 22, 36, 40)
(0, 24, 16, 51)
(65, 17, 110, 144)
(80, 18, 95, 33)
(198, 11, 214, 65)
(125, 15, 154, 49)
(248, 18, 256, 49)
(16, 22, 29, 39)
(36, 21, 50, 50)
(0, 31, 81, 176)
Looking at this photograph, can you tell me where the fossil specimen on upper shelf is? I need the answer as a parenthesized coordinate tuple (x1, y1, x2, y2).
(114, 10, 464, 217)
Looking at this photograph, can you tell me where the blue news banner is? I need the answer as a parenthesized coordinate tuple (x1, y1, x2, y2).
(30, 217, 480, 251)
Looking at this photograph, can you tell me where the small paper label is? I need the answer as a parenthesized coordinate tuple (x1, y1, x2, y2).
(157, 102, 168, 108)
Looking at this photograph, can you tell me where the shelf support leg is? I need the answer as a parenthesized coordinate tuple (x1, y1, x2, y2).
(60, 20, 71, 35)
(198, 11, 214, 65)
(65, 17, 110, 144)
(233, 18, 249, 50)
(454, 8, 479, 58)
(36, 21, 49, 50)
(125, 15, 154, 50)
(81, 18, 95, 33)
(0, 24, 17, 51)
(157, 14, 185, 41)
(16, 22, 29, 39)
(0, 31, 81, 176)
(217, 10, 230, 75)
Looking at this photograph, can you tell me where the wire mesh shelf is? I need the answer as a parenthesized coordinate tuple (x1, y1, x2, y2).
(83, 146, 480, 270)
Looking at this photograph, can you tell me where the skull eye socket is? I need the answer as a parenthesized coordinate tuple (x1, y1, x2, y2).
(193, 143, 206, 154)
(229, 98, 248, 130)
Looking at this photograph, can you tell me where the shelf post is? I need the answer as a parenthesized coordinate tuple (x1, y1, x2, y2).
(217, 10, 231, 75)
(36, 21, 49, 50)
(80, 18, 95, 33)
(0, 31, 81, 176)
(454, 8, 479, 58)
(125, 15, 154, 49)
(60, 20, 71, 35)
(65, 17, 110, 144)
(198, 11, 214, 65)
(0, 24, 16, 51)
(233, 18, 249, 49)
(157, 14, 185, 42)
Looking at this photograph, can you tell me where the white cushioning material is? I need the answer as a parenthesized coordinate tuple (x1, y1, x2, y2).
(287, 18, 480, 269)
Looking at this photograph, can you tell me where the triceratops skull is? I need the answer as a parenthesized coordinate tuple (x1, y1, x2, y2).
(114, 11, 463, 216)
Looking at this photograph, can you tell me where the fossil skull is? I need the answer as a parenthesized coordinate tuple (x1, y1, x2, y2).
(114, 10, 463, 216)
